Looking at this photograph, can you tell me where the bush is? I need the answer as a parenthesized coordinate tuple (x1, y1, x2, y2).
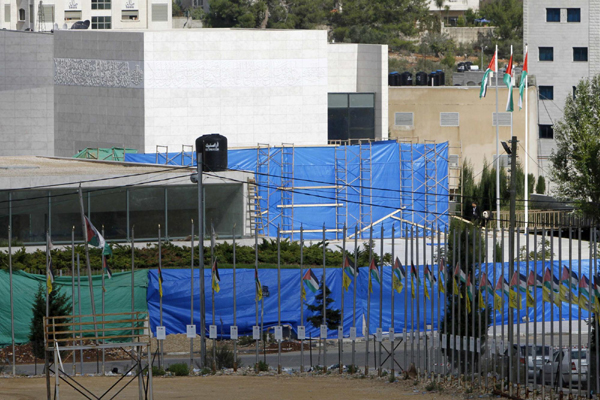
(206, 344, 236, 369)
(29, 284, 72, 359)
(167, 363, 189, 376)
(152, 366, 166, 376)
(257, 360, 269, 371)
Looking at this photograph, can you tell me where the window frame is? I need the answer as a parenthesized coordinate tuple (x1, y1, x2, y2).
(573, 47, 588, 62)
(91, 15, 111, 29)
(539, 86, 554, 101)
(539, 47, 554, 62)
(91, 0, 111, 10)
(539, 125, 554, 139)
(546, 8, 561, 22)
(567, 8, 581, 23)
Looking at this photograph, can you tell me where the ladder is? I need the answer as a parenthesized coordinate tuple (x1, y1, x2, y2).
(399, 139, 415, 234)
(281, 144, 295, 240)
(334, 144, 347, 240)
(358, 140, 372, 239)
(256, 144, 271, 236)
(247, 178, 265, 236)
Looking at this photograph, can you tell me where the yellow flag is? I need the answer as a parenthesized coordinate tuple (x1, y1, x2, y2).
(424, 280, 430, 300)
(466, 294, 471, 313)
(559, 285, 570, 303)
(301, 283, 306, 301)
(411, 275, 415, 299)
(369, 274, 373, 294)
(342, 271, 351, 292)
(47, 276, 53, 295)
(158, 279, 163, 298)
(509, 290, 520, 309)
(594, 296, 600, 314)
(479, 291, 486, 309)
(439, 279, 445, 294)
(494, 293, 503, 311)
(212, 274, 220, 293)
(392, 275, 403, 294)
(453, 278, 459, 296)
(526, 290, 535, 308)
(579, 294, 590, 311)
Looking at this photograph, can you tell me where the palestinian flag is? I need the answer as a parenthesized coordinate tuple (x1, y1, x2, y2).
(509, 272, 521, 309)
(255, 266, 263, 301)
(593, 277, 600, 314)
(504, 48, 514, 112)
(410, 264, 419, 299)
(344, 255, 358, 278)
(454, 263, 466, 283)
(527, 270, 544, 289)
(103, 243, 113, 279)
(342, 256, 355, 292)
(560, 266, 578, 303)
(303, 269, 319, 294)
(517, 272, 535, 307)
(542, 268, 561, 306)
(438, 259, 445, 294)
(495, 274, 510, 296)
(211, 258, 220, 293)
(424, 264, 436, 300)
(479, 49, 496, 98)
(518, 49, 528, 109)
(84, 216, 105, 249)
(392, 258, 404, 294)
(479, 272, 493, 309)
(466, 274, 473, 313)
(368, 259, 380, 293)
(579, 275, 590, 311)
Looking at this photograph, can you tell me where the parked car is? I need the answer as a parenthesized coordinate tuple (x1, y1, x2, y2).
(540, 348, 588, 389)
(525, 345, 551, 379)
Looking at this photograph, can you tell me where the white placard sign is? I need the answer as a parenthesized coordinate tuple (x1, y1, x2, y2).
(156, 326, 166, 340)
(274, 326, 283, 341)
(297, 326, 305, 340)
(186, 324, 196, 339)
(469, 337, 475, 352)
(499, 340, 504, 353)
(252, 326, 260, 340)
(337, 326, 344, 340)
(389, 328, 395, 342)
(376, 328, 383, 342)
(209, 325, 217, 339)
(230, 326, 238, 340)
(476, 338, 481, 353)
(441, 334, 447, 349)
(320, 325, 327, 339)
(449, 335, 454, 350)
(403, 328, 407, 342)
(350, 327, 357, 341)
(463, 337, 468, 352)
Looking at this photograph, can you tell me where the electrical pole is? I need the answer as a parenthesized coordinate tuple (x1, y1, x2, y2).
(508, 136, 518, 348)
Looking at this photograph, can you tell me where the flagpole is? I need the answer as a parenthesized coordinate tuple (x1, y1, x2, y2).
(190, 220, 194, 371)
(101, 226, 106, 375)
(577, 225, 582, 399)
(495, 44, 500, 227)
(365, 226, 373, 375)
(196, 152, 206, 369)
(352, 224, 358, 372)
(77, 186, 98, 341)
(524, 44, 529, 229)
(340, 224, 346, 374)
(404, 226, 409, 373)
(390, 224, 395, 379)
(378, 224, 383, 376)
(254, 220, 259, 372)
(300, 225, 305, 373)
(416, 226, 421, 376)
(232, 225, 237, 372)
(158, 224, 163, 370)
(76, 254, 83, 375)
(277, 225, 282, 374)
(322, 224, 327, 372)
(211, 225, 216, 372)
(71, 226, 75, 375)
(9, 225, 15, 377)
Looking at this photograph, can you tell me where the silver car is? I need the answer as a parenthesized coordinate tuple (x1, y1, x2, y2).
(540, 348, 588, 388)
(526, 345, 551, 379)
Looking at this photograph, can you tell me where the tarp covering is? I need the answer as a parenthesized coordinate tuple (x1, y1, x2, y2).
(74, 147, 138, 162)
(125, 141, 450, 240)
(0, 270, 148, 347)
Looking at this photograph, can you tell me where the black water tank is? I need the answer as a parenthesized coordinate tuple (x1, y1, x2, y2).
(457, 62, 466, 72)
(415, 71, 427, 86)
(436, 70, 445, 86)
(195, 134, 228, 172)
(401, 71, 413, 86)
(389, 72, 399, 86)
(428, 72, 439, 86)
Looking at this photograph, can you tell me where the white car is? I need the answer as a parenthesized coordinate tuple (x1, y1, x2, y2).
(540, 349, 588, 389)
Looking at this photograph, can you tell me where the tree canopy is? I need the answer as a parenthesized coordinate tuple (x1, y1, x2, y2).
(550, 76, 600, 220)
(479, 0, 523, 61)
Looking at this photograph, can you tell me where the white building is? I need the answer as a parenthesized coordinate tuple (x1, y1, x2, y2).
(0, 0, 171, 31)
(523, 0, 595, 170)
(0, 28, 387, 157)
(428, 0, 480, 26)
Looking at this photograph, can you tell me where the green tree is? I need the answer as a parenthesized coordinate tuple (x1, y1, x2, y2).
(479, 0, 523, 61)
(29, 284, 72, 360)
(202, 0, 263, 28)
(306, 281, 341, 330)
(536, 175, 546, 195)
(329, 0, 429, 48)
(527, 173, 536, 196)
(172, 0, 183, 17)
(550, 76, 600, 220)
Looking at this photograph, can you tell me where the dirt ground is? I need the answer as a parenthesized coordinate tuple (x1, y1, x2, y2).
(0, 375, 460, 400)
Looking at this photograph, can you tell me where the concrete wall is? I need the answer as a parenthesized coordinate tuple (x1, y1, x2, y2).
(172, 16, 203, 29)
(388, 86, 540, 185)
(524, 0, 591, 162)
(0, 31, 54, 156)
(442, 26, 495, 45)
(53, 31, 145, 156)
(328, 43, 388, 140)
(428, 0, 480, 12)
(143, 29, 329, 151)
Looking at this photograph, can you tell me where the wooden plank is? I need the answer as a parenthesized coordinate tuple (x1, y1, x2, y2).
(44, 311, 145, 321)
(46, 326, 146, 336)
(45, 318, 146, 329)
(48, 334, 148, 343)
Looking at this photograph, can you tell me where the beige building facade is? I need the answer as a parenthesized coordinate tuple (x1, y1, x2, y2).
(388, 86, 540, 198)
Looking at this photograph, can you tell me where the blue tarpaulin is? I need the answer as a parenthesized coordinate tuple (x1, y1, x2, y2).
(147, 260, 599, 339)
(126, 141, 449, 240)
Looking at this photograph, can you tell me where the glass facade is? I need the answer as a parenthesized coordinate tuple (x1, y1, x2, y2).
(0, 184, 243, 244)
(328, 93, 375, 142)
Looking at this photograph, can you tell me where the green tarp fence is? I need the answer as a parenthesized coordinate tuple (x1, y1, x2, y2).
(73, 147, 138, 162)
(0, 270, 148, 347)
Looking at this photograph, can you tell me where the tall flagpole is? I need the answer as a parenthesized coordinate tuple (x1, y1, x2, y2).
(495, 44, 500, 227)
(524, 44, 529, 228)
(9, 226, 15, 376)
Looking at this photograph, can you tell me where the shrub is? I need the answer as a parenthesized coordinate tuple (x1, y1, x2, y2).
(206, 344, 236, 369)
(257, 360, 269, 371)
(152, 366, 166, 376)
(167, 363, 189, 376)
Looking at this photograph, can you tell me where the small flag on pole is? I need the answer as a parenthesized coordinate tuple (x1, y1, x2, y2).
(211, 258, 220, 293)
(518, 48, 528, 109)
(157, 263, 164, 298)
(255, 265, 263, 301)
(344, 255, 358, 278)
(479, 48, 497, 98)
(392, 258, 405, 294)
(47, 245, 55, 295)
(504, 47, 514, 112)
(342, 256, 354, 291)
(454, 263, 466, 283)
(438, 259, 445, 294)
(424, 264, 435, 300)
(410, 263, 419, 299)
(303, 269, 319, 294)
(466, 274, 473, 313)
(369, 259, 380, 293)
(84, 216, 106, 248)
(579, 275, 590, 311)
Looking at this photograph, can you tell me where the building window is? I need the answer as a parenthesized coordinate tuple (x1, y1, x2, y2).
(573, 47, 588, 62)
(567, 8, 581, 22)
(91, 0, 111, 10)
(328, 93, 376, 141)
(394, 112, 414, 126)
(4, 5, 10, 22)
(546, 8, 560, 22)
(492, 112, 512, 127)
(440, 112, 459, 127)
(539, 125, 554, 139)
(41, 5, 54, 23)
(539, 47, 554, 61)
(18, 8, 25, 21)
(539, 86, 554, 100)
(573, 86, 577, 99)
(152, 3, 168, 21)
(91, 16, 111, 29)
(64, 10, 82, 20)
(122, 10, 139, 20)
